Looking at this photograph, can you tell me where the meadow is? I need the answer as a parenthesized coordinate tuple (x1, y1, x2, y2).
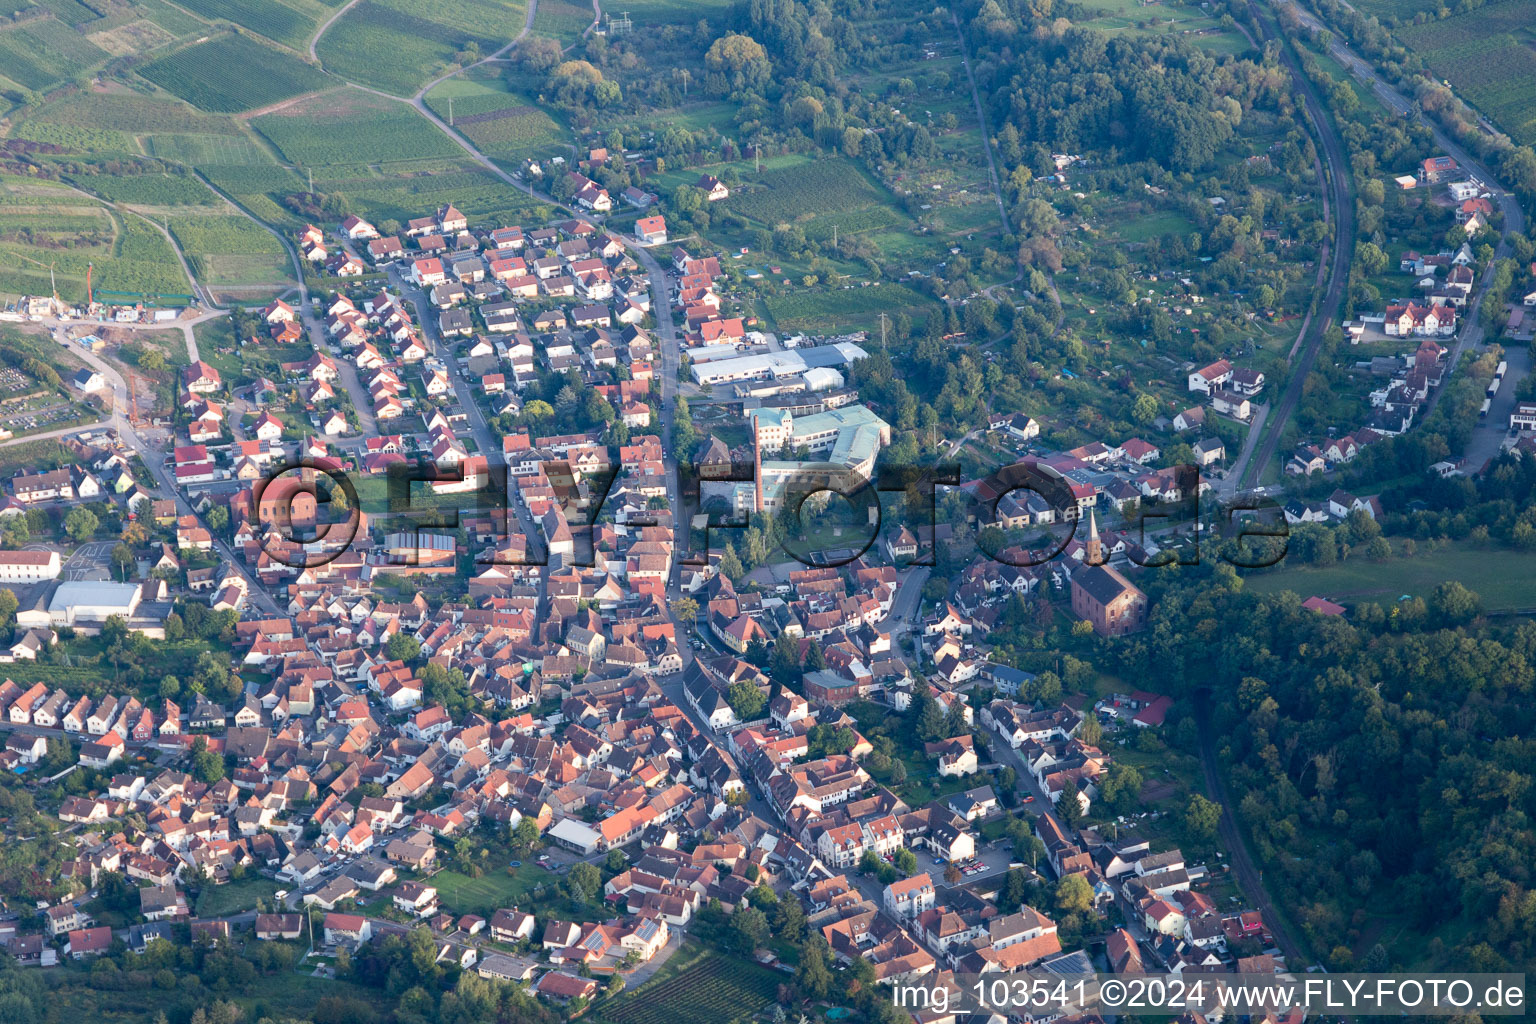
(193, 875, 279, 916)
(147, 133, 274, 166)
(763, 281, 938, 333)
(85, 19, 179, 59)
(1242, 540, 1536, 612)
(427, 862, 560, 919)
(138, 34, 332, 113)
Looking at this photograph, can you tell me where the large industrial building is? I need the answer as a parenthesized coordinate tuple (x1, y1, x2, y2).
(689, 342, 869, 387)
(16, 580, 174, 637)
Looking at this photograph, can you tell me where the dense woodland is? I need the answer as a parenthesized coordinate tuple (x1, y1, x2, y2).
(1078, 454, 1536, 972)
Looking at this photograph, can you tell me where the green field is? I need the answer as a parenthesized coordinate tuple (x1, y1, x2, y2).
(169, 214, 294, 294)
(0, 176, 191, 301)
(1395, 6, 1536, 145)
(1243, 541, 1536, 612)
(763, 280, 938, 333)
(194, 875, 279, 916)
(425, 75, 568, 163)
(315, 0, 526, 96)
(138, 0, 211, 35)
(171, 0, 324, 49)
(594, 945, 781, 1024)
(139, 34, 332, 113)
(730, 156, 903, 227)
(427, 862, 560, 918)
(147, 132, 275, 166)
(0, 16, 109, 90)
(253, 88, 462, 165)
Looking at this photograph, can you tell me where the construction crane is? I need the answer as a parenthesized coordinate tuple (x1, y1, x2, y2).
(127, 373, 141, 424)
(86, 261, 93, 308)
(14, 253, 59, 307)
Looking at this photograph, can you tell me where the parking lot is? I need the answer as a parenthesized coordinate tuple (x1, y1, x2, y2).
(914, 840, 1018, 887)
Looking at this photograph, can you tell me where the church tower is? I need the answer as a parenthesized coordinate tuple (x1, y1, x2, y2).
(1085, 507, 1103, 566)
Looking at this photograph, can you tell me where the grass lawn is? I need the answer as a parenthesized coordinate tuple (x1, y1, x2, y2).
(1241, 540, 1536, 612)
(428, 862, 563, 918)
(195, 875, 279, 916)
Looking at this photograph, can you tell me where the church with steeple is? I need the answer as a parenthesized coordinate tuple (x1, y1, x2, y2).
(1070, 509, 1148, 636)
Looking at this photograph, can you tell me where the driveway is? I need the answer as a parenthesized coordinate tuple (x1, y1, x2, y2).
(616, 927, 684, 989)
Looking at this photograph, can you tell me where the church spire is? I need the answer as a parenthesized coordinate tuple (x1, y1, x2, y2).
(1086, 507, 1102, 565)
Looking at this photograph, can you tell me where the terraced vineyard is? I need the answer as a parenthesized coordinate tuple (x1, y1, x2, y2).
(0, 15, 109, 90)
(172, 0, 322, 49)
(731, 157, 904, 227)
(169, 215, 294, 296)
(597, 950, 780, 1024)
(31, 92, 242, 135)
(1389, 1, 1536, 145)
(70, 172, 217, 207)
(0, 176, 191, 302)
(425, 78, 567, 162)
(530, 0, 593, 42)
(315, 0, 524, 96)
(34, 0, 100, 26)
(139, 34, 332, 112)
(12, 120, 137, 154)
(253, 89, 463, 165)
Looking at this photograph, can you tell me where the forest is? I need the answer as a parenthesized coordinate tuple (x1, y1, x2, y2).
(1083, 450, 1536, 972)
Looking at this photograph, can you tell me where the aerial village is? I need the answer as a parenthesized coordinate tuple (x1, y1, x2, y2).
(0, 199, 1282, 1019)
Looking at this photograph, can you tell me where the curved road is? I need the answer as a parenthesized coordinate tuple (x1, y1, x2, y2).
(309, 0, 363, 62)
(309, 0, 540, 99)
(1239, 0, 1354, 489)
(1196, 693, 1310, 967)
(1285, 0, 1526, 425)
